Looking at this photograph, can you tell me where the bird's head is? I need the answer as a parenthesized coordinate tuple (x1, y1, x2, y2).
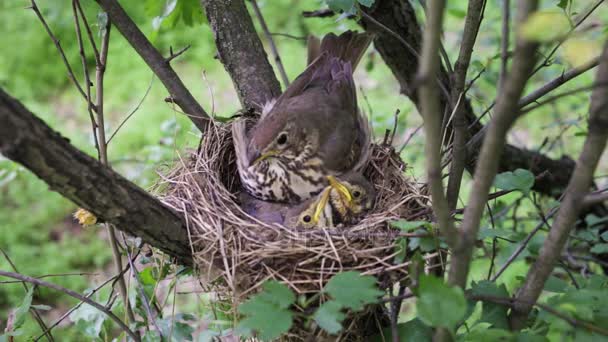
(246, 106, 319, 167)
(328, 173, 375, 221)
(285, 187, 332, 229)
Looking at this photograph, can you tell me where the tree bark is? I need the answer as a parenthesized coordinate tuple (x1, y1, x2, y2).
(201, 0, 282, 110)
(0, 88, 192, 264)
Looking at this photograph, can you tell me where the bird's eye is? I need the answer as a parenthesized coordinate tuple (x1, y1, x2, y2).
(302, 215, 312, 223)
(277, 133, 288, 146)
(277, 133, 287, 146)
(353, 190, 362, 198)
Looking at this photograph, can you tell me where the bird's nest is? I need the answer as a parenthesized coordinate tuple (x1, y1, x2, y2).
(157, 115, 435, 309)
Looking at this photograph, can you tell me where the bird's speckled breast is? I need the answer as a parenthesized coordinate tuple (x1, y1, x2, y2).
(241, 157, 327, 203)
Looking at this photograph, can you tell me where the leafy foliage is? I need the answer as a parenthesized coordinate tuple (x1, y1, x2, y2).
(324, 271, 383, 311)
(417, 275, 467, 329)
(238, 281, 295, 340)
(493, 169, 535, 195)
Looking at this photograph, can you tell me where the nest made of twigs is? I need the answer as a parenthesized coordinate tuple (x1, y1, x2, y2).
(157, 116, 434, 300)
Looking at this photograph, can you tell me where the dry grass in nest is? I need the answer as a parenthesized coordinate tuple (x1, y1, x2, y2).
(157, 116, 434, 304)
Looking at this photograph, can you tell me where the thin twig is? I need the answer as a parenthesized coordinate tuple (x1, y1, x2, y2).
(94, 0, 210, 132)
(166, 45, 191, 64)
(107, 75, 155, 144)
(29, 0, 93, 109)
(74, 0, 100, 63)
(0, 270, 140, 342)
(250, 0, 290, 86)
(33, 255, 136, 342)
(72, 0, 100, 159)
(0, 248, 54, 342)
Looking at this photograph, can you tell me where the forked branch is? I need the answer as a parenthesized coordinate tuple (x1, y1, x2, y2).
(510, 40, 608, 329)
(448, 1, 540, 289)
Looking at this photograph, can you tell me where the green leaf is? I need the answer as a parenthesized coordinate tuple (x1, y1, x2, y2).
(69, 303, 106, 338)
(391, 220, 431, 232)
(357, 0, 375, 7)
(521, 11, 570, 42)
(516, 332, 550, 342)
(326, 0, 355, 12)
(600, 231, 608, 241)
(13, 287, 33, 331)
(493, 169, 535, 194)
(314, 301, 345, 334)
(471, 281, 510, 329)
(544, 276, 570, 293)
(156, 318, 194, 342)
(393, 237, 407, 264)
(372, 318, 432, 342)
(562, 38, 602, 68)
(590, 243, 608, 254)
(557, 0, 571, 10)
(238, 281, 295, 340)
(417, 275, 466, 329)
(324, 271, 383, 311)
(256, 281, 296, 309)
(462, 328, 513, 341)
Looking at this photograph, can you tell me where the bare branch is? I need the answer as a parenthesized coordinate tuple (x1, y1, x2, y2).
(446, 0, 485, 212)
(448, 1, 539, 289)
(166, 45, 191, 64)
(499, 0, 510, 90)
(94, 0, 210, 133)
(0, 248, 54, 342)
(0, 270, 140, 342)
(510, 40, 608, 329)
(201, 0, 281, 109)
(417, 0, 458, 249)
(250, 0, 290, 87)
(520, 56, 600, 107)
(30, 0, 92, 109)
(0, 87, 192, 264)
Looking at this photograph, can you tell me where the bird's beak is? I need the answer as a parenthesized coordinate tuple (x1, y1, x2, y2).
(313, 187, 331, 224)
(249, 149, 278, 166)
(327, 176, 352, 204)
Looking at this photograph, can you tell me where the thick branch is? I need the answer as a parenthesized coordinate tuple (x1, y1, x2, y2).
(510, 41, 608, 329)
(94, 0, 210, 133)
(201, 0, 281, 109)
(449, 1, 539, 288)
(0, 88, 192, 264)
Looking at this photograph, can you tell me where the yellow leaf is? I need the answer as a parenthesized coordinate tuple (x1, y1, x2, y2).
(73, 208, 97, 226)
(520, 11, 570, 42)
(562, 39, 602, 68)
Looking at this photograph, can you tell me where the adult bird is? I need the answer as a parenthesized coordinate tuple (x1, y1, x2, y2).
(232, 30, 372, 203)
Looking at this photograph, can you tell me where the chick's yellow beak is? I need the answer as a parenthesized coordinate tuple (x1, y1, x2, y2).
(313, 187, 331, 224)
(327, 176, 352, 204)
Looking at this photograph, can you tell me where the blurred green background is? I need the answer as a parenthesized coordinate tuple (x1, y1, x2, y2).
(1, 0, 607, 340)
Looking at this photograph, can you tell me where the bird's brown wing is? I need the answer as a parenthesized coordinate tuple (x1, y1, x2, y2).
(231, 119, 250, 174)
